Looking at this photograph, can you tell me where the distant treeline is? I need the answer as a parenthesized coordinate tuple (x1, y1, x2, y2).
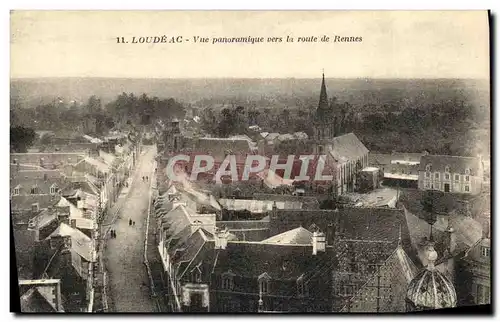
(199, 96, 489, 157)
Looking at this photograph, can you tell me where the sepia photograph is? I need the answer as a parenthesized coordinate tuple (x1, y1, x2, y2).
(9, 10, 491, 314)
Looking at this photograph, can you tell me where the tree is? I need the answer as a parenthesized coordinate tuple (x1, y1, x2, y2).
(10, 126, 36, 152)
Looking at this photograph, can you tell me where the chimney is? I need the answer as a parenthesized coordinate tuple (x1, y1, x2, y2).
(214, 227, 229, 250)
(312, 231, 326, 255)
(57, 212, 70, 225)
(70, 219, 77, 229)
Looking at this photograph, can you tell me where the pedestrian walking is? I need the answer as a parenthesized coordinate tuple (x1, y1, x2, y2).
(129, 219, 132, 226)
(133, 221, 136, 226)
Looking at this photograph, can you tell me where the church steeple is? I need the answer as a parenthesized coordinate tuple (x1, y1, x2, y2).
(318, 71, 329, 113)
(313, 71, 335, 145)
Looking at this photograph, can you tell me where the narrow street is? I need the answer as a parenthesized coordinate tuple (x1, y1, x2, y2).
(103, 146, 156, 312)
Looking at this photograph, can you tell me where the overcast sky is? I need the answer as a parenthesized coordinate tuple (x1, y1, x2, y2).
(10, 11, 490, 79)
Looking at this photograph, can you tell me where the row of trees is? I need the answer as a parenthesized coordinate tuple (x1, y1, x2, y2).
(197, 96, 488, 157)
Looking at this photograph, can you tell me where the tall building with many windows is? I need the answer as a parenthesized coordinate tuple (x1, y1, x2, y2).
(417, 155, 483, 195)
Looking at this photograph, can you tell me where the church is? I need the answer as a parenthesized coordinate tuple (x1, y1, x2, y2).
(312, 73, 369, 196)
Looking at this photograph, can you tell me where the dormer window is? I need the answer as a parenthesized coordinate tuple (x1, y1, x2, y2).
(465, 175, 470, 182)
(30, 186, 39, 195)
(481, 246, 490, 258)
(258, 273, 271, 294)
(190, 266, 202, 283)
(465, 168, 471, 175)
(221, 271, 235, 290)
(50, 184, 59, 195)
(445, 166, 450, 173)
(425, 164, 432, 172)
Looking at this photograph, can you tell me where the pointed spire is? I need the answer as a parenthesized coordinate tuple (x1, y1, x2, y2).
(318, 71, 329, 112)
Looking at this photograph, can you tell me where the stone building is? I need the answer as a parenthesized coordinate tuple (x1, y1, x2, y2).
(418, 155, 483, 195)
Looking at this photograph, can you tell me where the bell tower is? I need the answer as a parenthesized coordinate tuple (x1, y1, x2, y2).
(313, 72, 335, 154)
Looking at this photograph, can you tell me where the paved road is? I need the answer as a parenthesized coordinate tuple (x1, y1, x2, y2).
(104, 146, 156, 312)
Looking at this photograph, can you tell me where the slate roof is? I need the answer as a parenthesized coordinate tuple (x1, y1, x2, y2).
(219, 198, 302, 214)
(47, 223, 93, 262)
(418, 155, 482, 175)
(271, 207, 405, 243)
(160, 205, 193, 241)
(11, 195, 61, 213)
(329, 133, 369, 164)
(82, 156, 111, 173)
(10, 174, 67, 196)
(98, 150, 117, 166)
(188, 137, 255, 160)
(403, 207, 483, 265)
(369, 152, 424, 165)
(28, 206, 70, 230)
(252, 193, 320, 209)
(212, 242, 326, 280)
(61, 180, 99, 197)
(13, 228, 38, 279)
(342, 244, 418, 312)
(20, 288, 57, 312)
(262, 227, 313, 245)
(217, 219, 271, 242)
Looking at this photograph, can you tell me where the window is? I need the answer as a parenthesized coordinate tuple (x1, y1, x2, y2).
(455, 174, 460, 181)
(222, 274, 234, 290)
(297, 276, 308, 297)
(191, 267, 202, 283)
(465, 168, 471, 175)
(465, 175, 470, 182)
(258, 273, 270, 294)
(50, 185, 58, 194)
(342, 285, 354, 297)
(318, 145, 324, 154)
(481, 246, 490, 258)
(425, 182, 430, 189)
(445, 166, 450, 173)
(260, 280, 269, 294)
(434, 172, 440, 179)
(13, 187, 20, 196)
(445, 173, 450, 180)
(465, 185, 470, 192)
(425, 171, 430, 178)
(425, 164, 432, 172)
(30, 186, 38, 195)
